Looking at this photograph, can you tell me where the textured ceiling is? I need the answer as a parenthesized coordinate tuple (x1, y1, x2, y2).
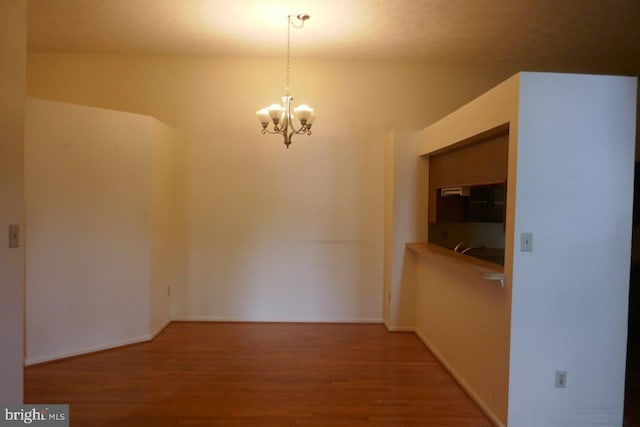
(28, 0, 640, 73)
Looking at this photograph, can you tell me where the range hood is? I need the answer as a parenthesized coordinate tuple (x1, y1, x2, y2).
(440, 186, 470, 197)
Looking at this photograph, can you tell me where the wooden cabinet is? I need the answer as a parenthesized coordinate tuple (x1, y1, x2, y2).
(428, 126, 508, 223)
(434, 183, 506, 224)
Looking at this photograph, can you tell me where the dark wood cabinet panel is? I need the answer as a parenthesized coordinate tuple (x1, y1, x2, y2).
(428, 127, 509, 223)
(436, 194, 466, 223)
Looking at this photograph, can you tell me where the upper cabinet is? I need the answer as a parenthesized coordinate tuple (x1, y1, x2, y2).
(428, 125, 509, 223)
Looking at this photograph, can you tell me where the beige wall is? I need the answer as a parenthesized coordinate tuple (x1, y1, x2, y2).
(413, 75, 520, 426)
(507, 72, 635, 427)
(27, 53, 514, 322)
(637, 85, 640, 161)
(383, 131, 427, 330)
(0, 0, 25, 404)
(25, 98, 174, 363)
(412, 72, 637, 427)
(415, 257, 510, 424)
(150, 122, 174, 335)
(169, 132, 189, 319)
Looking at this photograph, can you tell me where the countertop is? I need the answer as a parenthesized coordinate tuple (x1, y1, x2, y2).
(406, 242, 504, 281)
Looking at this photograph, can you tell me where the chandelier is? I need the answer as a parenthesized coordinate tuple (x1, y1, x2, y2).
(256, 14, 316, 149)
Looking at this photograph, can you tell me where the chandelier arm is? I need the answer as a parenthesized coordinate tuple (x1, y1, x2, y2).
(290, 125, 308, 135)
(287, 122, 297, 133)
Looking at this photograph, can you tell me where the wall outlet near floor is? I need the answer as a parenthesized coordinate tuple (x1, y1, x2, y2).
(555, 370, 567, 388)
(168, 285, 171, 296)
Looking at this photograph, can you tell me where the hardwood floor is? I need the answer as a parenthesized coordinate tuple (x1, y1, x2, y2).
(25, 322, 493, 426)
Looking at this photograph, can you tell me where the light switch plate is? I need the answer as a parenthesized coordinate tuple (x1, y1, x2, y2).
(8, 224, 19, 248)
(521, 232, 533, 252)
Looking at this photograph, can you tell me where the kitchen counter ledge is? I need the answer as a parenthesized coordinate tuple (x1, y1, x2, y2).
(406, 243, 505, 285)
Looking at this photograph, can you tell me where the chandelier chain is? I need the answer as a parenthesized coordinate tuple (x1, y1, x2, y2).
(286, 15, 291, 96)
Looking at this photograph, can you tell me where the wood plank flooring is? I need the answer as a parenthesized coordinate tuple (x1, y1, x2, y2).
(25, 322, 493, 426)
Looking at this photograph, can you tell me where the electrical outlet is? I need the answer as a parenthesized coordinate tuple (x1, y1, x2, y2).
(555, 370, 567, 388)
(8, 224, 19, 248)
(167, 285, 171, 296)
(521, 232, 533, 252)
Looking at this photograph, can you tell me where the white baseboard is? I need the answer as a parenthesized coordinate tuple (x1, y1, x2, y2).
(26, 321, 174, 366)
(414, 327, 506, 427)
(383, 319, 415, 332)
(171, 316, 383, 324)
(25, 334, 151, 366)
(150, 319, 171, 339)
